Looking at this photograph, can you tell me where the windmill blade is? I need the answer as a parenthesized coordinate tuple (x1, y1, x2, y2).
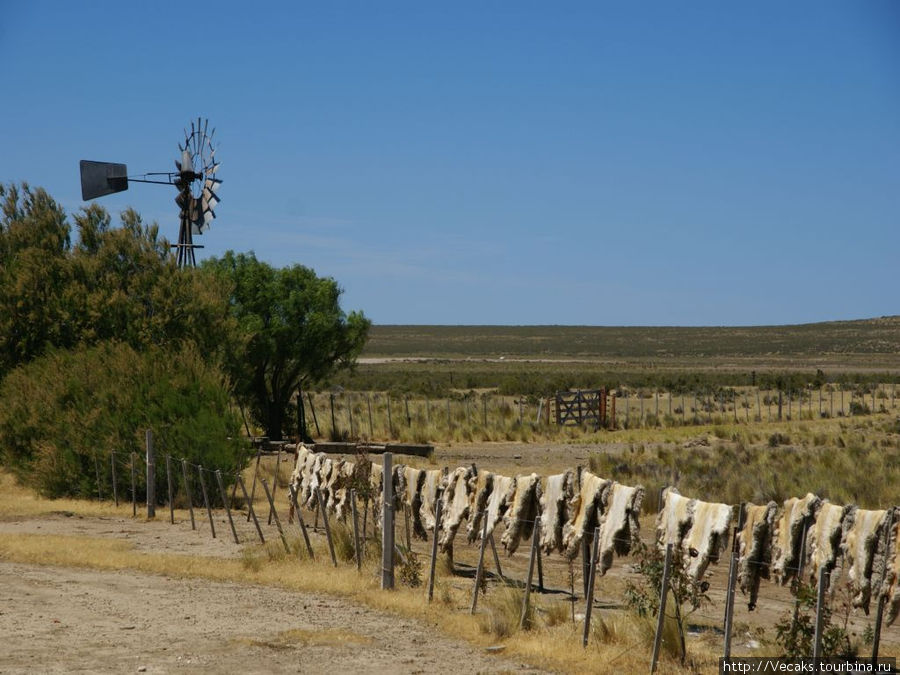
(207, 162, 221, 175)
(204, 177, 222, 193)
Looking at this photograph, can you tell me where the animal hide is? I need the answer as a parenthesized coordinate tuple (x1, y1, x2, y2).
(596, 482, 644, 576)
(843, 508, 888, 613)
(467, 471, 494, 543)
(419, 469, 446, 532)
(439, 465, 477, 553)
(806, 501, 854, 587)
(305, 455, 331, 511)
(562, 470, 611, 557)
(880, 509, 900, 626)
(737, 501, 778, 611)
(501, 473, 541, 555)
(402, 466, 428, 539)
(772, 493, 821, 586)
(682, 499, 733, 581)
(483, 474, 516, 538)
(540, 471, 575, 554)
(329, 460, 356, 521)
(656, 487, 695, 549)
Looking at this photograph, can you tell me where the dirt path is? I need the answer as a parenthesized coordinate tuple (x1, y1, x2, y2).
(0, 516, 545, 675)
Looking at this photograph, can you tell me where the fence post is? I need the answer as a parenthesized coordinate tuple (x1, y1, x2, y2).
(367, 394, 374, 438)
(582, 526, 601, 647)
(813, 567, 828, 660)
(519, 516, 541, 629)
(329, 393, 337, 439)
(131, 452, 136, 517)
(197, 465, 216, 538)
(870, 508, 894, 666)
(351, 489, 361, 572)
(145, 429, 155, 518)
(489, 533, 504, 580)
(237, 475, 265, 544)
(246, 447, 262, 522)
(262, 477, 290, 553)
(215, 469, 240, 544)
(471, 509, 490, 614)
(110, 451, 119, 507)
(427, 494, 443, 601)
(650, 543, 673, 674)
(722, 505, 744, 659)
(268, 444, 283, 525)
(95, 456, 103, 502)
(307, 392, 320, 436)
(381, 453, 395, 589)
(405, 396, 412, 426)
(313, 486, 337, 566)
(166, 454, 175, 525)
(288, 484, 314, 559)
(181, 459, 196, 530)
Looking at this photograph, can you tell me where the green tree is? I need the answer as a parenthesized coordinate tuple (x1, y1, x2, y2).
(205, 251, 370, 439)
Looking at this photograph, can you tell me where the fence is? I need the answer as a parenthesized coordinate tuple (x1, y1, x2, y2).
(88, 439, 899, 672)
(302, 384, 900, 442)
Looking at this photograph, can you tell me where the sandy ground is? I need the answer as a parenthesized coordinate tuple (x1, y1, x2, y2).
(0, 515, 545, 675)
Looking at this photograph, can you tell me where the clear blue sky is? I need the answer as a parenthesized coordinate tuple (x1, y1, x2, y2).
(2, 1, 898, 326)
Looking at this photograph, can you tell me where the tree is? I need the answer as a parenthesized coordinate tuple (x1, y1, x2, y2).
(205, 251, 370, 439)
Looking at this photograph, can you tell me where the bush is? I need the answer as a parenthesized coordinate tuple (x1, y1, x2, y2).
(0, 341, 248, 498)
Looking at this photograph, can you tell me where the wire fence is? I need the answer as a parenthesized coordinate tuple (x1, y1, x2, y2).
(89, 443, 900, 671)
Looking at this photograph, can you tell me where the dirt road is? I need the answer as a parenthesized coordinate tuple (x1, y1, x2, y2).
(0, 516, 544, 674)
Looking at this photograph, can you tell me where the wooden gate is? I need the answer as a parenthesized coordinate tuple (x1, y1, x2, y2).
(554, 389, 607, 428)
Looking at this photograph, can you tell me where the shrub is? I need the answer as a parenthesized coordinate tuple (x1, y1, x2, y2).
(0, 341, 248, 499)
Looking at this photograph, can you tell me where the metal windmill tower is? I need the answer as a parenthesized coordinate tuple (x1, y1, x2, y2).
(79, 118, 222, 267)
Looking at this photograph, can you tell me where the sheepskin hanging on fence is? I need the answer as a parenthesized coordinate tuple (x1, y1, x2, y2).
(681, 499, 733, 581)
(772, 493, 821, 586)
(539, 470, 574, 554)
(401, 466, 428, 539)
(656, 486, 695, 550)
(467, 471, 494, 544)
(439, 465, 477, 553)
(805, 501, 855, 589)
(419, 468, 446, 533)
(501, 473, 541, 555)
(737, 501, 778, 611)
(843, 507, 890, 613)
(596, 482, 644, 576)
(483, 474, 515, 538)
(562, 469, 611, 557)
(881, 509, 900, 626)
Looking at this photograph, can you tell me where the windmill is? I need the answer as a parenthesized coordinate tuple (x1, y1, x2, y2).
(79, 118, 222, 267)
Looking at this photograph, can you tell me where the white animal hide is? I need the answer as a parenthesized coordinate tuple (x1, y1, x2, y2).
(772, 493, 821, 585)
(737, 501, 777, 611)
(540, 471, 574, 554)
(656, 487, 695, 549)
(562, 470, 611, 557)
(501, 473, 541, 555)
(843, 508, 888, 613)
(467, 471, 494, 543)
(596, 482, 644, 576)
(439, 466, 476, 552)
(683, 499, 733, 581)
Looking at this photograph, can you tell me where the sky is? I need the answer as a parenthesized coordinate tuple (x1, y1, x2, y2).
(1, 1, 898, 326)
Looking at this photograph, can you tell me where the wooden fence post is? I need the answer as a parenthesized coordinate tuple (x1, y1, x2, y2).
(489, 533, 503, 580)
(471, 510, 490, 614)
(246, 447, 262, 522)
(519, 516, 541, 629)
(307, 392, 321, 436)
(237, 475, 265, 544)
(330, 393, 338, 439)
(387, 396, 394, 437)
(197, 465, 216, 538)
(181, 459, 196, 530)
(870, 508, 894, 666)
(288, 484, 314, 559)
(131, 452, 136, 517)
(315, 486, 338, 566)
(166, 454, 175, 525)
(381, 453, 395, 589)
(146, 429, 155, 518)
(427, 496, 443, 602)
(351, 489, 361, 572)
(268, 444, 283, 525)
(582, 526, 601, 647)
(405, 396, 412, 426)
(367, 394, 374, 438)
(813, 567, 828, 660)
(95, 456, 103, 502)
(722, 506, 744, 659)
(650, 543, 673, 674)
(215, 469, 240, 544)
(262, 477, 290, 553)
(110, 451, 119, 507)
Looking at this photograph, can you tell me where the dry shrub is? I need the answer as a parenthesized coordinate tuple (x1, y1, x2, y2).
(540, 599, 570, 628)
(477, 585, 534, 638)
(330, 521, 357, 563)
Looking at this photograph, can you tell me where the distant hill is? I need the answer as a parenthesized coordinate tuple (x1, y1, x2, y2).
(363, 317, 900, 359)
